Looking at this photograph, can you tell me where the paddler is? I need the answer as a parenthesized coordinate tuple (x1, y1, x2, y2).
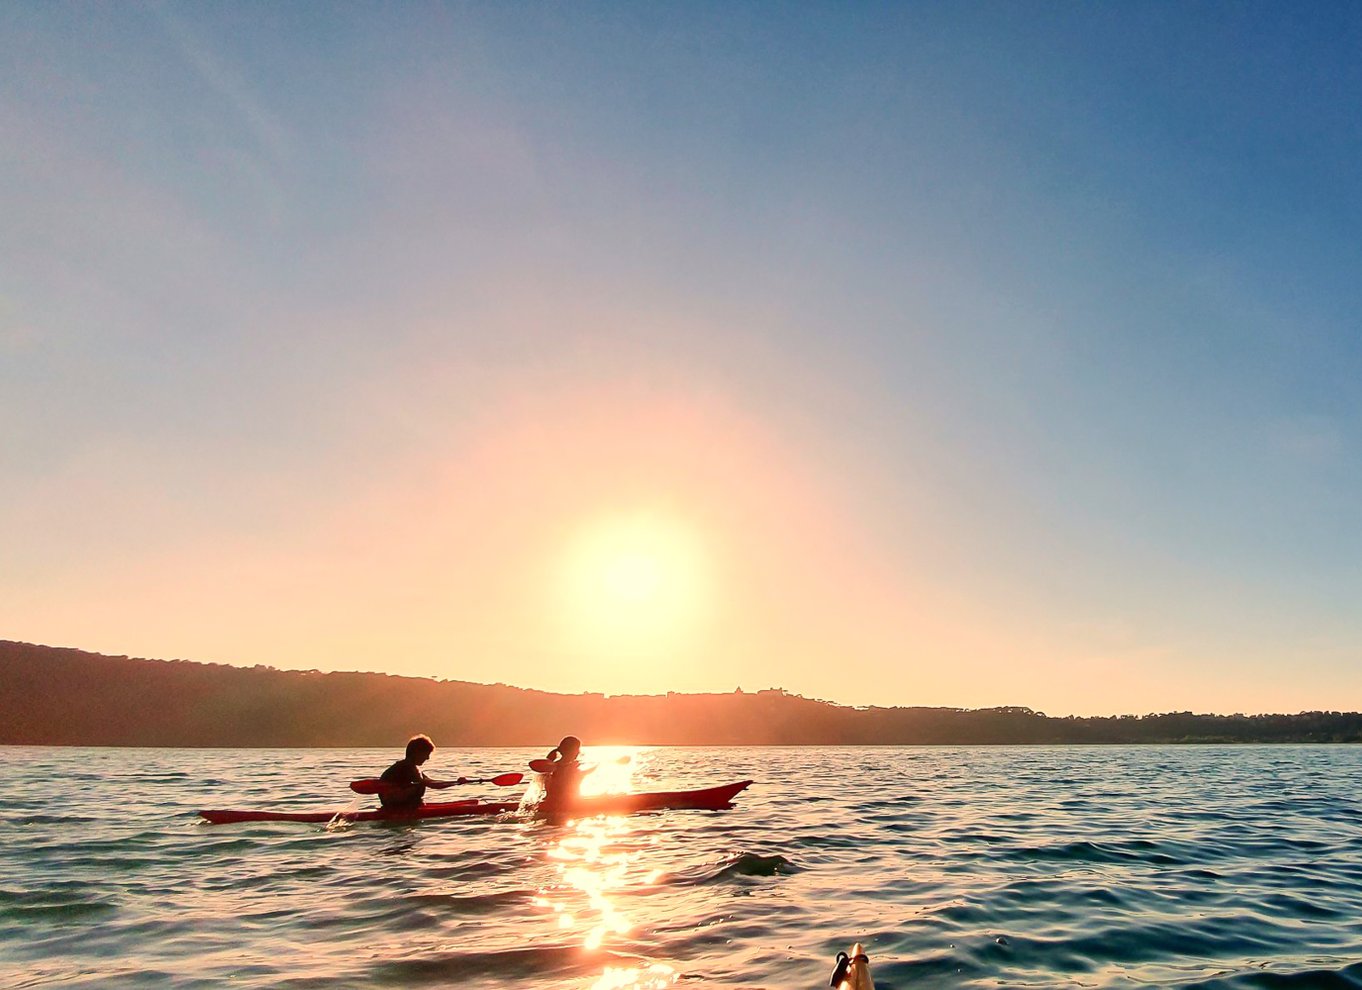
(538, 735, 593, 807)
(378, 734, 464, 809)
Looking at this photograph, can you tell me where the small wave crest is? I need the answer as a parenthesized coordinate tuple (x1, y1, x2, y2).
(1187, 960, 1362, 988)
(0, 887, 117, 923)
(654, 851, 800, 886)
(1006, 837, 1192, 866)
(406, 889, 531, 916)
(0, 814, 104, 827)
(368, 944, 639, 983)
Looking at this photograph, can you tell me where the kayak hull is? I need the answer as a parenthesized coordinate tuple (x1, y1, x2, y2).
(198, 780, 752, 825)
(544, 780, 752, 815)
(198, 799, 503, 825)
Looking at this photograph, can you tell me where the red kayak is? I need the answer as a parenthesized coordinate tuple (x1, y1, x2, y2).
(555, 780, 751, 815)
(199, 799, 507, 825)
(198, 780, 752, 825)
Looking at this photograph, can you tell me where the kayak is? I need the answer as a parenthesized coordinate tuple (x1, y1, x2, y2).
(198, 799, 500, 825)
(198, 780, 752, 825)
(544, 780, 751, 816)
(830, 943, 873, 990)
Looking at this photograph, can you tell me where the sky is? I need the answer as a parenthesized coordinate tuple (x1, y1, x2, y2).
(2, 3, 1361, 715)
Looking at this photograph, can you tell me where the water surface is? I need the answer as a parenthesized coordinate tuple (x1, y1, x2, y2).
(3, 745, 1361, 988)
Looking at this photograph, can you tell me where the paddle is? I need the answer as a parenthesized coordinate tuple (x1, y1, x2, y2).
(349, 772, 524, 795)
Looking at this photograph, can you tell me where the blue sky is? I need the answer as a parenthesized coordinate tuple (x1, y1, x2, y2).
(2, 3, 1360, 712)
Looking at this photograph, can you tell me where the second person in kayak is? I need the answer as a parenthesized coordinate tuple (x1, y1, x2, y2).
(379, 734, 465, 809)
(539, 735, 593, 807)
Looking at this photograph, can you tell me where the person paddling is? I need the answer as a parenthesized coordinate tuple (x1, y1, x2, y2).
(537, 735, 592, 807)
(378, 734, 463, 809)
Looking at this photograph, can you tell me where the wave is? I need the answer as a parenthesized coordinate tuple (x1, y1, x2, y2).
(404, 889, 532, 915)
(0, 887, 118, 923)
(0, 814, 105, 827)
(653, 851, 801, 886)
(9, 745, 1362, 989)
(1003, 836, 1198, 866)
(1187, 960, 1362, 988)
(366, 944, 641, 983)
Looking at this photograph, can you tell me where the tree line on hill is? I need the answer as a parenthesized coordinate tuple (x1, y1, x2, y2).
(3, 640, 1361, 746)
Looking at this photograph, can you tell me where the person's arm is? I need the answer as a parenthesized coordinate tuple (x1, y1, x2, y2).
(420, 772, 468, 790)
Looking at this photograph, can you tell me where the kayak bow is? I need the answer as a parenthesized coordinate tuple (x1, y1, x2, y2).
(830, 943, 873, 990)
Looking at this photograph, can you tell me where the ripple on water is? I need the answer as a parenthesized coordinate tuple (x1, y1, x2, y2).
(367, 944, 642, 984)
(1001, 835, 1205, 867)
(404, 889, 533, 914)
(0, 887, 118, 923)
(1186, 961, 1362, 989)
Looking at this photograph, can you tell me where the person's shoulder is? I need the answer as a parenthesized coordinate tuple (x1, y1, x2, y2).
(380, 759, 409, 781)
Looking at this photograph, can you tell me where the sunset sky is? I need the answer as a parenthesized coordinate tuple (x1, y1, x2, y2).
(3, 4, 1361, 714)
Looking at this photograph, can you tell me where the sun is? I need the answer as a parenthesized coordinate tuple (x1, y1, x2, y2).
(557, 511, 710, 656)
(600, 550, 665, 604)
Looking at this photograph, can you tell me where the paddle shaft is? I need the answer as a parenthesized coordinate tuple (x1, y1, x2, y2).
(350, 771, 523, 795)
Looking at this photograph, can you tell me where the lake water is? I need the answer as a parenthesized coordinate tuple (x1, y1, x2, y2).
(3, 745, 1362, 989)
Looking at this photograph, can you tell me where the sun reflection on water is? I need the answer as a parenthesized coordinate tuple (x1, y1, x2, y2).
(582, 746, 643, 796)
(521, 746, 644, 809)
(531, 748, 678, 990)
(533, 813, 636, 950)
(591, 964, 678, 990)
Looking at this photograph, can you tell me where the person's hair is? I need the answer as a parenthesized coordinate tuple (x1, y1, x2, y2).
(406, 734, 435, 760)
(547, 735, 581, 763)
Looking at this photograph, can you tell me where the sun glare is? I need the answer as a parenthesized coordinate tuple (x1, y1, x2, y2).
(602, 551, 665, 604)
(557, 512, 710, 657)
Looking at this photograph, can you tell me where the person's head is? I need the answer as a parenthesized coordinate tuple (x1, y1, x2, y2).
(405, 734, 435, 764)
(549, 735, 581, 762)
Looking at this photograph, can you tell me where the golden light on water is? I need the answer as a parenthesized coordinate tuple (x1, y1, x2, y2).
(590, 964, 679, 990)
(530, 749, 679, 990)
(581, 748, 640, 797)
(533, 818, 650, 971)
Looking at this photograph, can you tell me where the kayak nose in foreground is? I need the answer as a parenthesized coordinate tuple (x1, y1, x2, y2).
(829, 943, 873, 990)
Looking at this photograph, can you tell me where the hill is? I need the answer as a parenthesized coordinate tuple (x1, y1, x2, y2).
(3, 640, 1361, 746)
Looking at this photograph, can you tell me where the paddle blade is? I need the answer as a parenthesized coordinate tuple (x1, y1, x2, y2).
(349, 778, 383, 795)
(491, 772, 524, 787)
(528, 758, 556, 774)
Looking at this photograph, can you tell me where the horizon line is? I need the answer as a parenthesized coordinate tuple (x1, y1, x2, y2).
(5, 638, 1358, 722)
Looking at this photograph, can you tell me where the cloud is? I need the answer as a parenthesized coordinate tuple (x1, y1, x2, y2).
(151, 7, 293, 167)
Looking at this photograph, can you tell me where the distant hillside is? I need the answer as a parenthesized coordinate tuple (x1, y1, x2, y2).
(3, 641, 1361, 746)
